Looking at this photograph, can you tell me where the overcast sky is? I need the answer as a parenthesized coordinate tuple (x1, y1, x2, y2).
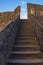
(0, 0, 43, 19)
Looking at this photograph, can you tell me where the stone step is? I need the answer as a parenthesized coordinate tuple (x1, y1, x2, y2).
(17, 33, 34, 35)
(7, 58, 43, 65)
(9, 52, 43, 59)
(18, 32, 34, 34)
(16, 36, 36, 39)
(11, 45, 39, 51)
(6, 20, 43, 65)
(7, 63, 43, 65)
(11, 45, 39, 52)
(21, 23, 32, 25)
(13, 45, 39, 47)
(15, 42, 38, 45)
(16, 39, 37, 42)
(9, 50, 43, 59)
(20, 27, 33, 30)
(16, 35, 35, 37)
(16, 40, 38, 45)
(16, 37, 36, 40)
(14, 43, 38, 47)
(19, 30, 34, 33)
(17, 33, 34, 36)
(20, 24, 32, 26)
(20, 26, 33, 28)
(21, 21, 30, 23)
(9, 51, 41, 54)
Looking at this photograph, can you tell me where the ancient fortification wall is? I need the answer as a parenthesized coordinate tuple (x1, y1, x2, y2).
(27, 3, 43, 17)
(0, 6, 20, 23)
(0, 6, 20, 31)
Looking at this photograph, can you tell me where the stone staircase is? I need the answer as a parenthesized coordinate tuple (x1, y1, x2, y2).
(7, 19, 43, 65)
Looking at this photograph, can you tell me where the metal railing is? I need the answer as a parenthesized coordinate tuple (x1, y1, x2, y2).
(0, 16, 21, 65)
(29, 15, 43, 51)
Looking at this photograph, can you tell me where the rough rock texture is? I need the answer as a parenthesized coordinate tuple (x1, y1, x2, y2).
(27, 3, 43, 51)
(27, 3, 43, 17)
(0, 16, 21, 65)
(0, 6, 20, 31)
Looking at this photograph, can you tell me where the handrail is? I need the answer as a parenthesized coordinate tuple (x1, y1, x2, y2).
(29, 15, 43, 52)
(29, 15, 43, 29)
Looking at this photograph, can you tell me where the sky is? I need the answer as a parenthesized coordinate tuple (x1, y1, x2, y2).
(0, 0, 43, 19)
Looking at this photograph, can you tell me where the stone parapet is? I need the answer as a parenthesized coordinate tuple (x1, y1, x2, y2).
(27, 3, 43, 17)
(0, 6, 20, 31)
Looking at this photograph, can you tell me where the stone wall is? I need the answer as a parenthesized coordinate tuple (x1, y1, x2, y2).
(0, 16, 21, 65)
(27, 3, 43, 51)
(0, 6, 20, 31)
(27, 3, 43, 17)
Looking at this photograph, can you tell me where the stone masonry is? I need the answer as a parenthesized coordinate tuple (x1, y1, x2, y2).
(27, 3, 43, 17)
(0, 6, 20, 31)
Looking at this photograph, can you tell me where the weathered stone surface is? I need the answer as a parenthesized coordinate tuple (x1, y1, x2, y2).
(0, 6, 20, 31)
(0, 15, 21, 65)
(27, 3, 43, 17)
(27, 3, 43, 52)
